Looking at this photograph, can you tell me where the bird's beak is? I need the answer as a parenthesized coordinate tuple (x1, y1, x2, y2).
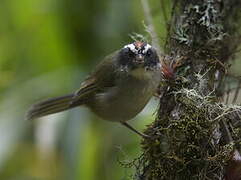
(135, 54, 144, 65)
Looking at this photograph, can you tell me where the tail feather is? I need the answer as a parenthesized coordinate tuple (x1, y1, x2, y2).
(26, 94, 82, 120)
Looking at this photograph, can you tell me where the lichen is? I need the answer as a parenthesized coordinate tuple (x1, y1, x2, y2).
(135, 85, 241, 180)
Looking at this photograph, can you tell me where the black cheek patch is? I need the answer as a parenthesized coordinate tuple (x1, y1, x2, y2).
(118, 49, 134, 67)
(144, 52, 159, 67)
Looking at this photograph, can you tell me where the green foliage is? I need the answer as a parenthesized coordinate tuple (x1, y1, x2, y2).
(0, 0, 162, 179)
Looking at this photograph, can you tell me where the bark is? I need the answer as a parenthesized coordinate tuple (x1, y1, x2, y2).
(136, 0, 241, 179)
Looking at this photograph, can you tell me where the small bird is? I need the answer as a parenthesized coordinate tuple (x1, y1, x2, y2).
(26, 41, 161, 138)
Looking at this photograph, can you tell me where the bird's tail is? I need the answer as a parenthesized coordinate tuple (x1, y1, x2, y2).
(26, 94, 82, 120)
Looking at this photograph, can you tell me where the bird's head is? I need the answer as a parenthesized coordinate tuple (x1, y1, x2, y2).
(118, 41, 160, 78)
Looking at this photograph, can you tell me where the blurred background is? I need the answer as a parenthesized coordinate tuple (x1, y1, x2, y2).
(0, 0, 240, 179)
(0, 0, 169, 179)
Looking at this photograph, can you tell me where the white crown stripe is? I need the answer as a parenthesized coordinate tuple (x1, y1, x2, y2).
(124, 44, 136, 53)
(124, 43, 152, 54)
(143, 44, 152, 53)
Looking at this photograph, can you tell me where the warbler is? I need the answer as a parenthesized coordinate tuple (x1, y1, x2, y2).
(26, 42, 161, 138)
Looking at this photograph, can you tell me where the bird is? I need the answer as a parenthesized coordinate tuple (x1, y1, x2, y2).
(26, 41, 161, 138)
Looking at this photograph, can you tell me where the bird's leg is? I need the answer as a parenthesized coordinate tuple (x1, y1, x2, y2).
(121, 122, 150, 138)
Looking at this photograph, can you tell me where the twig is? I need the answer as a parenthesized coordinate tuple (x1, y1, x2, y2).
(232, 80, 241, 104)
(160, 0, 168, 28)
(140, 0, 162, 56)
(225, 83, 230, 104)
(164, 0, 178, 51)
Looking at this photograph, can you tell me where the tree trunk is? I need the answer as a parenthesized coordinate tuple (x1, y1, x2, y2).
(136, 0, 241, 179)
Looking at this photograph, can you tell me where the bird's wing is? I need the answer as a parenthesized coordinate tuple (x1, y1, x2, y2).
(71, 51, 119, 103)
(74, 77, 98, 98)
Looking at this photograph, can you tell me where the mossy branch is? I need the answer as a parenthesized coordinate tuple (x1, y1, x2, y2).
(135, 0, 241, 179)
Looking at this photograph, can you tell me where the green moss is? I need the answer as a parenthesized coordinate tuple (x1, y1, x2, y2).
(135, 87, 240, 180)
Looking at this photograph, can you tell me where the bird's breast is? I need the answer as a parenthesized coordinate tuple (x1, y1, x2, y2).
(88, 75, 158, 122)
